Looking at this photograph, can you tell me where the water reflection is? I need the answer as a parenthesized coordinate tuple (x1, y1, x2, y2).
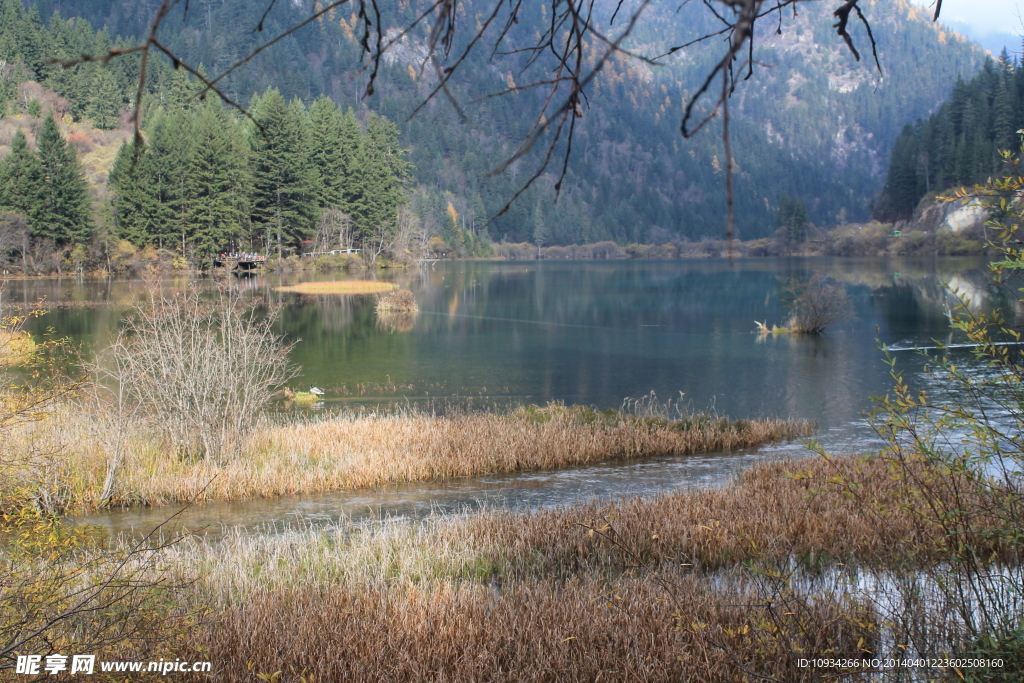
(7, 257, 1004, 422)
(6, 257, 1012, 537)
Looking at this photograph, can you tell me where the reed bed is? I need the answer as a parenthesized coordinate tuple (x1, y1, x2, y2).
(37, 454, 1013, 680)
(192, 574, 876, 682)
(151, 455, 973, 681)
(158, 456, 1018, 599)
(375, 288, 418, 312)
(48, 404, 811, 509)
(273, 280, 397, 295)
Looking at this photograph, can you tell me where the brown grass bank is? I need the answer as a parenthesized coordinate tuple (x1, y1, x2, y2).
(159, 454, 1012, 681)
(197, 576, 874, 683)
(51, 405, 811, 509)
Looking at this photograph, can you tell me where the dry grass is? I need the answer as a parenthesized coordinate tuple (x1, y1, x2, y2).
(191, 575, 875, 682)
(375, 288, 418, 312)
(47, 404, 811, 509)
(273, 280, 398, 295)
(147, 455, 1018, 681)
(161, 456, 1018, 591)
(151, 455, 955, 681)
(46, 454, 1017, 680)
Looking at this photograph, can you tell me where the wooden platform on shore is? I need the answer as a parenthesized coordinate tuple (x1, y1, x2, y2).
(214, 254, 267, 270)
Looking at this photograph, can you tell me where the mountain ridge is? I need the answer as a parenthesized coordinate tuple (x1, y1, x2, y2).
(6, 0, 992, 245)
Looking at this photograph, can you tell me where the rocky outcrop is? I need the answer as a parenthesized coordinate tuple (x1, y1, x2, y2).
(893, 195, 988, 235)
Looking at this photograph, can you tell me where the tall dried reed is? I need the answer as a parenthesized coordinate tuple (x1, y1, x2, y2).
(194, 574, 876, 682)
(82, 454, 1017, 680)
(46, 404, 811, 509)
(153, 455, 947, 681)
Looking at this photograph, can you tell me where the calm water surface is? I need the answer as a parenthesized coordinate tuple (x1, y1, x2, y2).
(7, 257, 1000, 537)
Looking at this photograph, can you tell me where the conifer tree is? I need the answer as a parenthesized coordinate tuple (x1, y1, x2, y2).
(249, 88, 318, 256)
(307, 96, 347, 210)
(885, 128, 920, 218)
(185, 98, 250, 258)
(86, 68, 122, 129)
(109, 138, 161, 247)
(35, 114, 92, 244)
(0, 0, 45, 79)
(994, 51, 1017, 153)
(348, 113, 411, 247)
(162, 66, 201, 110)
(0, 130, 44, 223)
(776, 194, 808, 243)
(338, 107, 363, 205)
(153, 108, 195, 252)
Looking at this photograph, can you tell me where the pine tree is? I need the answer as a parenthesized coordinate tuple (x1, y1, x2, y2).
(85, 68, 122, 129)
(0, 130, 44, 222)
(109, 138, 160, 247)
(35, 115, 92, 244)
(249, 88, 318, 256)
(532, 201, 547, 248)
(348, 113, 411, 247)
(0, 0, 45, 80)
(338, 108, 363, 207)
(993, 50, 1017, 154)
(775, 194, 807, 243)
(885, 128, 920, 219)
(161, 67, 201, 110)
(184, 98, 250, 258)
(307, 96, 347, 210)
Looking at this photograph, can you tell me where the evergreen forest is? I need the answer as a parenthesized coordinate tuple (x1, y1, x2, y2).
(883, 50, 1024, 219)
(0, 0, 411, 263)
(109, 90, 410, 261)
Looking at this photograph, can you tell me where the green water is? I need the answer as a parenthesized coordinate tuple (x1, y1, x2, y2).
(11, 256, 992, 427)
(32, 256, 1000, 536)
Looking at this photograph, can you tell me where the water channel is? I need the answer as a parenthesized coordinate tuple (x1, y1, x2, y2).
(4, 256, 1003, 538)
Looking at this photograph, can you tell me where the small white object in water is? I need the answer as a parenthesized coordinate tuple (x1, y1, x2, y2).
(310, 386, 325, 396)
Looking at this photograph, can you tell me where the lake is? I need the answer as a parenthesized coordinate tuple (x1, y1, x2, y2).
(8, 256, 1002, 536)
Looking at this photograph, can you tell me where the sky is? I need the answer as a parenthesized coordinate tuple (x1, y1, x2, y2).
(930, 0, 1022, 35)
(912, 0, 1023, 54)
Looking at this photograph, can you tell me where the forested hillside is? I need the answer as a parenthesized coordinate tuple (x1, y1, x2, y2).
(1, 0, 989, 256)
(0, 0, 415, 265)
(881, 51, 1024, 219)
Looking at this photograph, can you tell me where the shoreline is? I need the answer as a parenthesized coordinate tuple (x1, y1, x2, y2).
(0, 245, 995, 281)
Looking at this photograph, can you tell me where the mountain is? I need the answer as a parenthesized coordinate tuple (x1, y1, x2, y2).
(7, 0, 989, 245)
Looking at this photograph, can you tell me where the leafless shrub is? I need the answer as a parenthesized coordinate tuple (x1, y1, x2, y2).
(787, 273, 854, 335)
(391, 207, 423, 264)
(374, 288, 418, 313)
(98, 288, 298, 462)
(542, 245, 570, 259)
(591, 241, 621, 259)
(495, 242, 536, 260)
(0, 300, 192, 675)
